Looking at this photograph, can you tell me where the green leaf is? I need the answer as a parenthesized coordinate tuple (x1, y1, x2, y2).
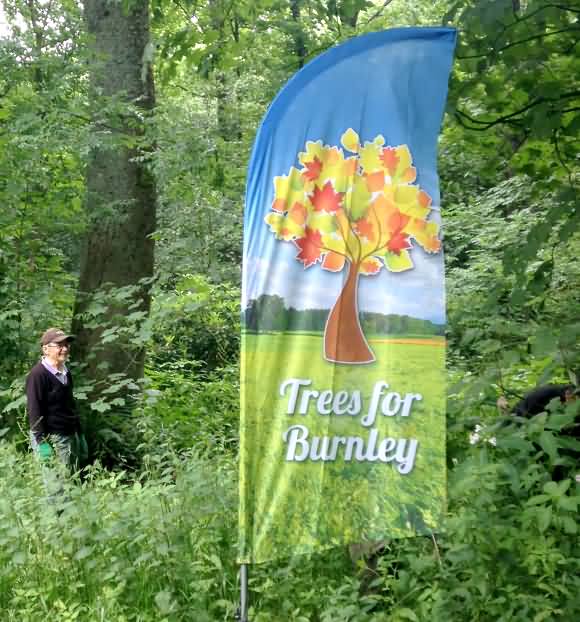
(538, 431, 558, 462)
(561, 516, 577, 534)
(526, 494, 550, 506)
(558, 496, 578, 513)
(74, 546, 93, 561)
(395, 608, 419, 622)
(12, 551, 27, 565)
(537, 506, 552, 532)
(90, 400, 112, 413)
(154, 590, 175, 615)
(1, 394, 26, 413)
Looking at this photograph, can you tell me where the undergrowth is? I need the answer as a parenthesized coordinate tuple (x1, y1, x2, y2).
(1, 398, 578, 621)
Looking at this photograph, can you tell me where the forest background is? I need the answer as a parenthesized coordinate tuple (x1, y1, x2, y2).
(0, 0, 579, 620)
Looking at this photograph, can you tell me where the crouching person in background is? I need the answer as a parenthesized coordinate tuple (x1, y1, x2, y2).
(511, 383, 578, 418)
(497, 381, 579, 482)
(26, 328, 88, 500)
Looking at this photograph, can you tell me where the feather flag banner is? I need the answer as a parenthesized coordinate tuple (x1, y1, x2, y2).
(239, 27, 456, 563)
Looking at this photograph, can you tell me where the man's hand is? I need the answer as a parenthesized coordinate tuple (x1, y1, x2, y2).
(496, 396, 509, 413)
(38, 442, 53, 460)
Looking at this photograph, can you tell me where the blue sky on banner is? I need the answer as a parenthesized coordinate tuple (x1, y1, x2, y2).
(243, 28, 456, 325)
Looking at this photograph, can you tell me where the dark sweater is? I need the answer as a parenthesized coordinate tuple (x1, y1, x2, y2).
(513, 384, 574, 418)
(26, 362, 80, 443)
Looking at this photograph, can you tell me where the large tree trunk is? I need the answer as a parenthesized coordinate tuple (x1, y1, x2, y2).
(324, 262, 375, 364)
(72, 0, 156, 384)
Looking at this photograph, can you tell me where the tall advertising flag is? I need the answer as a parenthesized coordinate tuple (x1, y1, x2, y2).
(240, 28, 456, 564)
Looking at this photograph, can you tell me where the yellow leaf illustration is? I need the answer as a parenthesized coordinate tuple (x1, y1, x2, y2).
(394, 145, 412, 176)
(344, 175, 371, 221)
(308, 211, 336, 234)
(359, 142, 382, 174)
(394, 185, 419, 207)
(322, 233, 347, 256)
(384, 249, 413, 272)
(273, 170, 308, 212)
(265, 212, 304, 241)
(340, 128, 360, 153)
(298, 141, 325, 166)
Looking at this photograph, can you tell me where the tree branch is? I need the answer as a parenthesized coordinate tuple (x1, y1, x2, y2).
(174, 1, 190, 20)
(58, 108, 135, 136)
(553, 129, 575, 187)
(455, 109, 520, 131)
(457, 26, 580, 60)
(334, 210, 355, 260)
(455, 91, 580, 131)
(548, 3, 580, 13)
(318, 244, 351, 263)
(345, 209, 363, 263)
(491, 2, 547, 50)
(364, 205, 387, 262)
(362, 0, 394, 27)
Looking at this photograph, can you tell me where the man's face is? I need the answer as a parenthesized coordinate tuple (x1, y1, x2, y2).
(43, 341, 70, 367)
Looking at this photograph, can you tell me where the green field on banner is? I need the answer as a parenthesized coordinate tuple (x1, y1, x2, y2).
(239, 332, 446, 563)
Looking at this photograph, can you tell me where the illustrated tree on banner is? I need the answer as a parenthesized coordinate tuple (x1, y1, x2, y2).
(264, 128, 442, 364)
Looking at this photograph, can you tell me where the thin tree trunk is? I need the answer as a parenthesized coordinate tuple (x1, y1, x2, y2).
(324, 261, 375, 364)
(290, 0, 307, 68)
(208, 0, 241, 187)
(26, 0, 46, 87)
(73, 0, 156, 384)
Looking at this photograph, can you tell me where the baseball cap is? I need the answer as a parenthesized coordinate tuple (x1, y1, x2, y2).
(40, 328, 75, 346)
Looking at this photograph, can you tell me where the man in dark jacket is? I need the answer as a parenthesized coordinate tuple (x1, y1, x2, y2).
(497, 382, 578, 482)
(512, 384, 577, 418)
(26, 327, 87, 470)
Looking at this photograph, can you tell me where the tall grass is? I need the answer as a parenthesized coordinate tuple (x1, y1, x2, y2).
(0, 444, 240, 621)
(0, 442, 367, 621)
(1, 402, 579, 621)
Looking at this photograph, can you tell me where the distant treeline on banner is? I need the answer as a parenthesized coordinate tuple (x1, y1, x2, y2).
(243, 294, 444, 336)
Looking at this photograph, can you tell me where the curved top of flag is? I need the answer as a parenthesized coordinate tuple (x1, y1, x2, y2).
(245, 27, 456, 214)
(263, 27, 456, 130)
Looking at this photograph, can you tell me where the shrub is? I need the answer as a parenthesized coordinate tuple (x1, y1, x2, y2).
(137, 363, 240, 458)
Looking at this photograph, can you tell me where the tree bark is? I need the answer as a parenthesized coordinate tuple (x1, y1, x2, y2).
(290, 0, 307, 69)
(26, 0, 46, 87)
(324, 261, 375, 364)
(73, 0, 156, 384)
(207, 0, 241, 188)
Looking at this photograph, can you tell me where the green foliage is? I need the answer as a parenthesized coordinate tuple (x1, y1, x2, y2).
(0, 0, 86, 422)
(0, 0, 579, 618)
(1, 398, 579, 620)
(444, 175, 580, 374)
(0, 441, 239, 620)
(451, 0, 579, 162)
(138, 363, 240, 456)
(0, 80, 84, 379)
(149, 274, 241, 371)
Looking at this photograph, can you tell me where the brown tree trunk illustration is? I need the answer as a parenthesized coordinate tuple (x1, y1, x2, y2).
(324, 261, 375, 364)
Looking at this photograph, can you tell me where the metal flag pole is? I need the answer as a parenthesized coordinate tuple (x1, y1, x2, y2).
(234, 563, 250, 622)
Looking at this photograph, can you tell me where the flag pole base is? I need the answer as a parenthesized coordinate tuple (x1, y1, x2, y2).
(234, 563, 250, 622)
